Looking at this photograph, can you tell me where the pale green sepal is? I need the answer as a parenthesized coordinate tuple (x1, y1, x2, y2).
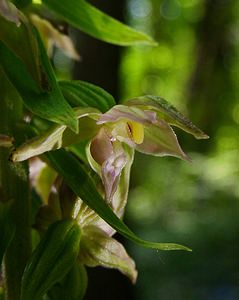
(79, 226, 137, 283)
(126, 96, 209, 139)
(11, 107, 100, 162)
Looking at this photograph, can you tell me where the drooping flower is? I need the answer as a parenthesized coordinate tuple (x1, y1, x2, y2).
(35, 168, 137, 283)
(12, 95, 208, 282)
(11, 96, 208, 209)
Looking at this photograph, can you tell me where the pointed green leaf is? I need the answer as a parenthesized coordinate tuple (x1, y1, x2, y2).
(0, 11, 43, 87)
(47, 149, 191, 252)
(42, 0, 157, 46)
(60, 80, 115, 113)
(21, 219, 81, 300)
(0, 30, 78, 132)
(126, 96, 209, 139)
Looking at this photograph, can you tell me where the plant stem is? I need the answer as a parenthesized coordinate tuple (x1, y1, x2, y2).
(0, 70, 31, 300)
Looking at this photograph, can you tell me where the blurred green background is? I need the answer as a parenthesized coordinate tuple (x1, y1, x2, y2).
(56, 0, 239, 299)
(123, 1, 239, 299)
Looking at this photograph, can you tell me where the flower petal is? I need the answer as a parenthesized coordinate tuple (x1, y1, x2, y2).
(101, 142, 127, 201)
(30, 14, 80, 60)
(0, 0, 20, 26)
(90, 128, 113, 166)
(11, 107, 100, 162)
(98, 104, 157, 125)
(126, 96, 209, 139)
(79, 226, 137, 283)
(111, 145, 134, 219)
(136, 119, 190, 161)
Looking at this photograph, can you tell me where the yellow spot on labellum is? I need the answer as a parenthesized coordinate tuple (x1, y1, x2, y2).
(127, 121, 144, 144)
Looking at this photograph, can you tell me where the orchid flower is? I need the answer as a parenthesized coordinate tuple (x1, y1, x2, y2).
(12, 95, 207, 282)
(12, 96, 208, 214)
(35, 169, 137, 283)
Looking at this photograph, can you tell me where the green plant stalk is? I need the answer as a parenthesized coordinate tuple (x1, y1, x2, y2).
(0, 70, 31, 300)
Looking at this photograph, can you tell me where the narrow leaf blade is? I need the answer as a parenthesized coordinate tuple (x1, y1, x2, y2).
(42, 0, 157, 46)
(0, 31, 78, 132)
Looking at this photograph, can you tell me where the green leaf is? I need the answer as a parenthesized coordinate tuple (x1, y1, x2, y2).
(126, 96, 209, 139)
(0, 30, 78, 132)
(0, 11, 42, 86)
(42, 0, 157, 46)
(21, 219, 81, 300)
(47, 263, 88, 300)
(60, 80, 115, 113)
(0, 202, 16, 265)
(47, 149, 191, 252)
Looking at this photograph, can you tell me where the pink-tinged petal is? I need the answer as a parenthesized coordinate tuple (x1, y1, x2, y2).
(136, 119, 190, 161)
(125, 96, 209, 139)
(79, 226, 138, 283)
(98, 105, 157, 125)
(85, 145, 135, 236)
(111, 145, 134, 219)
(101, 143, 127, 201)
(90, 128, 114, 165)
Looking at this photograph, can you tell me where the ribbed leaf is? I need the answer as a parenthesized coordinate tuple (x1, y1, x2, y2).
(60, 80, 115, 113)
(21, 219, 81, 300)
(47, 149, 191, 252)
(0, 30, 78, 132)
(42, 0, 157, 46)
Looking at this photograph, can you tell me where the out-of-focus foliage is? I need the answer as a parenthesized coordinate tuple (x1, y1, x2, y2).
(120, 0, 239, 299)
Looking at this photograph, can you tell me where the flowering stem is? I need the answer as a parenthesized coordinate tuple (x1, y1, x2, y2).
(0, 71, 31, 300)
